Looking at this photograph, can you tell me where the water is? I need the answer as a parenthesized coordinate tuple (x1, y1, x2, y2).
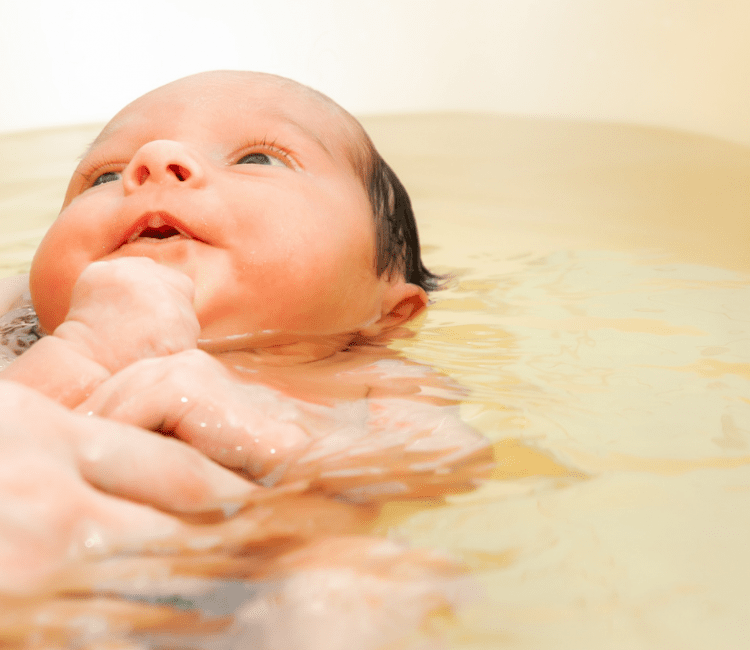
(2, 115, 750, 648)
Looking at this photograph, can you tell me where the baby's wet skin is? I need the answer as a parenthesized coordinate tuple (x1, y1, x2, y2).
(6, 70, 485, 492)
(29, 70, 427, 354)
(2, 70, 487, 498)
(0, 73, 491, 632)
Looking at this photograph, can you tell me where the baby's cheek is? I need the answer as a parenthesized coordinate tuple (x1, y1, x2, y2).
(29, 265, 76, 334)
(30, 198, 116, 331)
(31, 245, 97, 333)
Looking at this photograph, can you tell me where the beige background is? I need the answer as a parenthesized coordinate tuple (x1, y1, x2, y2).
(2, 0, 750, 145)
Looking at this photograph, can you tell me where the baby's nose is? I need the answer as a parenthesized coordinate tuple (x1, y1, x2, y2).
(123, 140, 205, 191)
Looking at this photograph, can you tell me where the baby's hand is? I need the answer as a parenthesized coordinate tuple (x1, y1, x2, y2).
(78, 350, 312, 479)
(80, 351, 492, 501)
(54, 258, 200, 373)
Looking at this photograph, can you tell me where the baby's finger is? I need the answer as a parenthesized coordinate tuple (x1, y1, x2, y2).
(80, 257, 195, 300)
(78, 353, 305, 473)
(68, 412, 258, 514)
(76, 355, 210, 440)
(77, 351, 218, 424)
(83, 379, 308, 477)
(130, 257, 195, 299)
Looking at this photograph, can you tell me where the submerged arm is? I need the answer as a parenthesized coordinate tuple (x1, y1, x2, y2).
(0, 274, 108, 406)
(1, 336, 113, 408)
(0, 258, 199, 407)
(79, 350, 492, 502)
(277, 396, 492, 501)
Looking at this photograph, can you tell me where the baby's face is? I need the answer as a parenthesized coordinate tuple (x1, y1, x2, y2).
(30, 72, 395, 343)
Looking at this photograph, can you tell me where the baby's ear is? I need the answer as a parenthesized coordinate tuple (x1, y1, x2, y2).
(359, 282, 428, 338)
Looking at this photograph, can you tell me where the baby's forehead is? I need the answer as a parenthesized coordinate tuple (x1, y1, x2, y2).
(93, 72, 370, 169)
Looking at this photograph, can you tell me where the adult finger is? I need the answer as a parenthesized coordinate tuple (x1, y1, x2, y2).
(0, 474, 187, 595)
(67, 412, 259, 515)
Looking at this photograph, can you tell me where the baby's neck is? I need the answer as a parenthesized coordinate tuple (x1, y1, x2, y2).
(214, 343, 338, 367)
(212, 339, 402, 404)
(199, 330, 365, 367)
(198, 331, 352, 362)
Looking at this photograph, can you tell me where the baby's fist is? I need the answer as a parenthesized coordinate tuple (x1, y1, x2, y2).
(54, 257, 200, 372)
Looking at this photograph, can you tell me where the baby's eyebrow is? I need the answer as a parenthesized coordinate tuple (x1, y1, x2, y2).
(272, 110, 334, 160)
(79, 139, 100, 161)
(80, 116, 131, 160)
(78, 143, 94, 162)
(78, 110, 337, 163)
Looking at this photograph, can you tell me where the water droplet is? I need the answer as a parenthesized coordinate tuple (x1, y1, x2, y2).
(180, 396, 188, 403)
(84, 532, 102, 549)
(200, 422, 207, 428)
(235, 445, 243, 451)
(270, 448, 276, 454)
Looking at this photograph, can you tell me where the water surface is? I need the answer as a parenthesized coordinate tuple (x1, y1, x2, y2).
(2, 114, 750, 648)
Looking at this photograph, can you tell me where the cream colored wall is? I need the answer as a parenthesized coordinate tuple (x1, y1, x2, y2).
(2, 0, 748, 144)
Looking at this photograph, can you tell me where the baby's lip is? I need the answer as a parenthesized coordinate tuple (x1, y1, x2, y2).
(120, 211, 204, 247)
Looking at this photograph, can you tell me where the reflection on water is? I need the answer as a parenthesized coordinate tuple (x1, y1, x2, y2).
(2, 116, 750, 648)
(383, 244, 750, 649)
(447, 250, 750, 463)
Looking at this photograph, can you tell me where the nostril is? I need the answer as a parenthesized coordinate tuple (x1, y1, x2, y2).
(168, 164, 191, 182)
(136, 165, 150, 185)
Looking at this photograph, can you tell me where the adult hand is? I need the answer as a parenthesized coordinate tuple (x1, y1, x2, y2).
(0, 381, 256, 595)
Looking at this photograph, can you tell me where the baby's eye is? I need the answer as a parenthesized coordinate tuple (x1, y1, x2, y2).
(92, 171, 121, 187)
(236, 152, 287, 167)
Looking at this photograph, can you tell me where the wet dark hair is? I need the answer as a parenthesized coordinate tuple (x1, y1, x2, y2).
(364, 150, 442, 292)
(174, 71, 441, 291)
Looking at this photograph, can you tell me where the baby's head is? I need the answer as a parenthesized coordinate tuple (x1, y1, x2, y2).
(30, 71, 439, 347)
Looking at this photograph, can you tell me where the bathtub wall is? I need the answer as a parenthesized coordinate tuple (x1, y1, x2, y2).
(2, 0, 749, 145)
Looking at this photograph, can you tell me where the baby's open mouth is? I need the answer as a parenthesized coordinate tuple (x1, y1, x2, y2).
(125, 212, 194, 244)
(137, 224, 182, 240)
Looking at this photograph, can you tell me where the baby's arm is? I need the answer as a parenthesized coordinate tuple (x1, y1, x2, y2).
(1, 258, 199, 407)
(79, 350, 492, 500)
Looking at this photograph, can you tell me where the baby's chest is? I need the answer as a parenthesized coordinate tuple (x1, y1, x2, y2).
(233, 356, 449, 405)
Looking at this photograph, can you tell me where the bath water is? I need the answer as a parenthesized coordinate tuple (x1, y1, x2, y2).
(1, 114, 749, 649)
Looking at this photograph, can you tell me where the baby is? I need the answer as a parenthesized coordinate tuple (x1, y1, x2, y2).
(0, 70, 489, 500)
